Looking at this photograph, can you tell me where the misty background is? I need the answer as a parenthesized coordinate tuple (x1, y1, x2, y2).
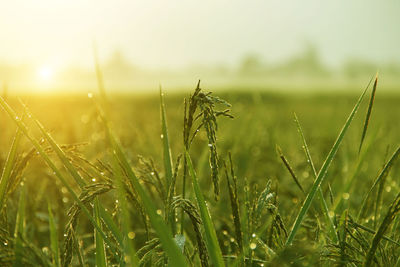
(0, 0, 399, 93)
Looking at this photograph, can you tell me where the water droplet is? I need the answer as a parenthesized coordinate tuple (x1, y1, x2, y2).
(62, 197, 69, 203)
(88, 92, 93, 98)
(342, 193, 350, 200)
(63, 233, 67, 237)
(128, 232, 135, 239)
(15, 116, 19, 120)
(20, 181, 24, 186)
(208, 143, 213, 147)
(36, 151, 40, 155)
(150, 172, 155, 176)
(115, 200, 119, 203)
(92, 178, 96, 182)
(222, 230, 228, 235)
(252, 233, 256, 238)
(124, 255, 131, 263)
(230, 237, 235, 242)
(160, 134, 164, 139)
(385, 186, 391, 192)
(156, 209, 162, 215)
(250, 243, 257, 250)
(328, 211, 335, 218)
(100, 172, 105, 176)
(3, 241, 8, 246)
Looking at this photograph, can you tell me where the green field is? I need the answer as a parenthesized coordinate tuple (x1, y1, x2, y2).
(1, 81, 400, 266)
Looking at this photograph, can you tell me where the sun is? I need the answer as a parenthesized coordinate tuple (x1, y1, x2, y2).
(37, 66, 54, 81)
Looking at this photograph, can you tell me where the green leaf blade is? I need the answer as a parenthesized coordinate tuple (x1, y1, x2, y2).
(185, 151, 224, 267)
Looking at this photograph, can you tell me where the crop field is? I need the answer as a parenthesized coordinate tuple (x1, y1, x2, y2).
(0, 78, 400, 266)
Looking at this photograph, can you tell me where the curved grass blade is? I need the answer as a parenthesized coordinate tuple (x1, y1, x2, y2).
(103, 119, 188, 267)
(0, 96, 118, 261)
(20, 102, 86, 188)
(359, 74, 378, 154)
(185, 150, 224, 267)
(285, 81, 371, 246)
(0, 126, 22, 213)
(293, 112, 338, 243)
(48, 200, 61, 267)
(94, 198, 107, 267)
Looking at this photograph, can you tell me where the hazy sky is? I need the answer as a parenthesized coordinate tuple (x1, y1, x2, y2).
(1, 0, 399, 69)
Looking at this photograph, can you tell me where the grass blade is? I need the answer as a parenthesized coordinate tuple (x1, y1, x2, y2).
(0, 126, 22, 212)
(333, 128, 378, 213)
(20, 102, 86, 188)
(357, 146, 400, 221)
(13, 184, 26, 267)
(185, 150, 224, 267)
(48, 200, 61, 267)
(364, 193, 400, 266)
(285, 80, 371, 246)
(160, 87, 174, 187)
(160, 87, 177, 235)
(113, 150, 139, 266)
(359, 74, 378, 154)
(103, 118, 188, 267)
(276, 145, 305, 194)
(94, 198, 107, 267)
(0, 96, 118, 260)
(293, 112, 338, 243)
(91, 48, 183, 265)
(98, 205, 124, 247)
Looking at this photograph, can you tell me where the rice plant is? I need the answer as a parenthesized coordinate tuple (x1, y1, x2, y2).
(0, 71, 399, 266)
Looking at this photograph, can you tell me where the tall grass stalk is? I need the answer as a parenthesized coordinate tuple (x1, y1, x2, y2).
(160, 87, 176, 235)
(0, 127, 22, 212)
(293, 112, 338, 243)
(185, 150, 224, 267)
(102, 115, 188, 266)
(285, 81, 370, 246)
